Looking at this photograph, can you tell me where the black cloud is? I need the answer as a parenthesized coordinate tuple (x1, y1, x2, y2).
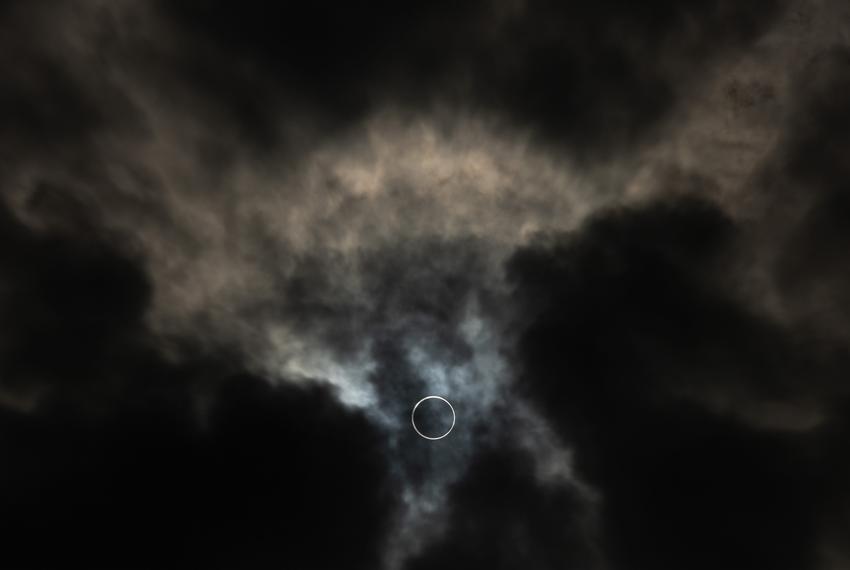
(770, 49, 850, 332)
(406, 444, 599, 570)
(0, 199, 397, 569)
(507, 194, 849, 569)
(2, 1, 850, 570)
(160, 0, 784, 152)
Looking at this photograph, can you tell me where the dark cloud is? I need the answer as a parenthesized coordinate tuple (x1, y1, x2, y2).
(507, 195, 850, 569)
(160, 0, 784, 153)
(2, 2, 850, 570)
(778, 48, 850, 189)
(508, 197, 823, 414)
(0, 2, 141, 170)
(0, 197, 397, 569)
(0, 196, 150, 398)
(767, 49, 850, 333)
(0, 375, 397, 570)
(270, 237, 495, 360)
(405, 444, 599, 570)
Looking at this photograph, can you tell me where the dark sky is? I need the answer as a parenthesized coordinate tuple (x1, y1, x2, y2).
(1, 1, 850, 569)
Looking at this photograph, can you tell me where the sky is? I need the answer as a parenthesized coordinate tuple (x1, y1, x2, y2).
(1, 0, 850, 568)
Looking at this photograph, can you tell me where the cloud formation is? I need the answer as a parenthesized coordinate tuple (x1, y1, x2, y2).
(1, 0, 850, 569)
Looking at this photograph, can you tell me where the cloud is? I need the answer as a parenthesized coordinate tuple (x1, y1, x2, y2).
(2, 1, 850, 569)
(506, 192, 850, 569)
(0, 198, 398, 569)
(405, 443, 600, 570)
(765, 49, 850, 338)
(159, 0, 785, 153)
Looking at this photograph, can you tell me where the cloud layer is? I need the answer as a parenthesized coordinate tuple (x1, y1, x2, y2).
(2, 1, 850, 569)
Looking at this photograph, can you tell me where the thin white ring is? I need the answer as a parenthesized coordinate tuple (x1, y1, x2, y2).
(411, 396, 456, 440)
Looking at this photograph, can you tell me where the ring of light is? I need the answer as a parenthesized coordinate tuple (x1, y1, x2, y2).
(411, 396, 456, 440)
